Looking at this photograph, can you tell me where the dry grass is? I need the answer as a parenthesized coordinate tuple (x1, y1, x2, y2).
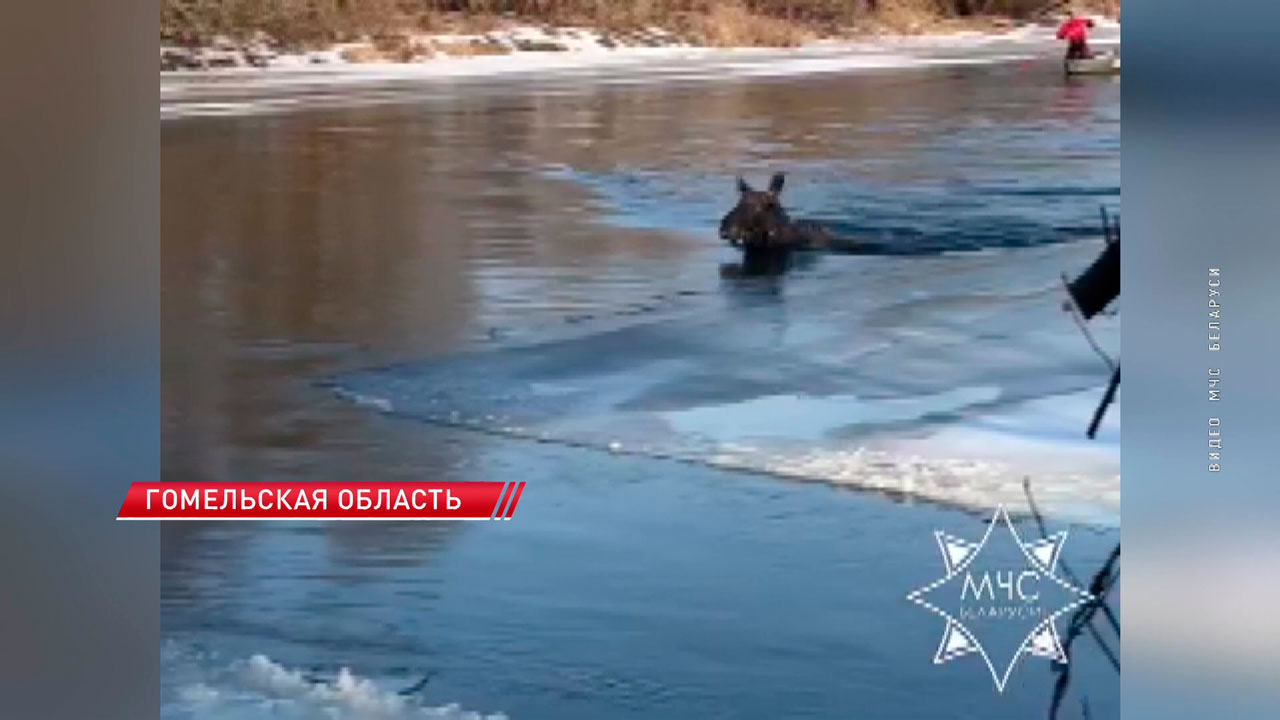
(865, 0, 945, 34)
(339, 45, 383, 62)
(692, 2, 811, 47)
(430, 39, 513, 57)
(341, 38, 431, 62)
(162, 1, 1120, 50)
(339, 35, 521, 62)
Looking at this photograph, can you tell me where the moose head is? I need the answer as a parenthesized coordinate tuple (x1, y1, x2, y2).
(719, 173, 792, 247)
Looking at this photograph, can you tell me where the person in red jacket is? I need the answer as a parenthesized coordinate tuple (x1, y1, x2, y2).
(1057, 12, 1096, 60)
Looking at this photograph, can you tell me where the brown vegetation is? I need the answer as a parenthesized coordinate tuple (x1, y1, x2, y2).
(691, 3, 812, 48)
(431, 39, 514, 56)
(162, 1, 1119, 49)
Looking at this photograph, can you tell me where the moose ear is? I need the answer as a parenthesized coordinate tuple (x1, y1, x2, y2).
(768, 172, 786, 196)
(736, 176, 751, 194)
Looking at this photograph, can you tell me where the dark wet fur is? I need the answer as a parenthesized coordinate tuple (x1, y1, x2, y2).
(721, 247, 793, 276)
(719, 173, 858, 255)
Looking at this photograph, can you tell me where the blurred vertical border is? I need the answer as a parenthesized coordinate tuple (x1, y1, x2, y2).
(1125, 1, 1280, 718)
(0, 2, 159, 719)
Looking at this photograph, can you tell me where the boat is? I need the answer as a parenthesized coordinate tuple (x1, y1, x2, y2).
(1065, 52, 1120, 76)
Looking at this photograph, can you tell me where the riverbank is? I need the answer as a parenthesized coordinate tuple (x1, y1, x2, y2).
(162, 2, 1120, 52)
(161, 18, 1118, 120)
(161, 7, 1119, 73)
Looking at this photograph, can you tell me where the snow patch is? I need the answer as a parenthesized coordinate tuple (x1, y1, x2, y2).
(161, 21, 1119, 119)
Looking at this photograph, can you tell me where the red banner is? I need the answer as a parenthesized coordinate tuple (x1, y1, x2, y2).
(116, 481, 526, 521)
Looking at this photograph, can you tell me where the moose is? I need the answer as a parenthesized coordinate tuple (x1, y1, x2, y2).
(719, 173, 861, 273)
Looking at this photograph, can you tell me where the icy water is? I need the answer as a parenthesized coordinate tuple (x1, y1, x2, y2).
(162, 48, 1120, 720)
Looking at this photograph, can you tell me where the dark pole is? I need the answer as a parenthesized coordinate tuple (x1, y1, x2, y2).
(1087, 366, 1121, 439)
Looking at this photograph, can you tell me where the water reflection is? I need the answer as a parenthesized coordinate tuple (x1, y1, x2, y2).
(163, 55, 1118, 595)
(162, 56, 1119, 719)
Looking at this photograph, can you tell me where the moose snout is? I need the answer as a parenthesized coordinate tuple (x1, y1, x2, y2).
(718, 215, 739, 243)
